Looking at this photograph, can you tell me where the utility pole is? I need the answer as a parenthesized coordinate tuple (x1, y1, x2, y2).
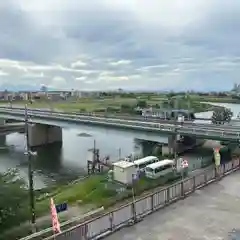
(24, 104, 36, 232)
(173, 99, 178, 163)
(118, 148, 121, 160)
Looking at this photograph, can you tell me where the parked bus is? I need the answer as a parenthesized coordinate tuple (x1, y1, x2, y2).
(145, 159, 175, 179)
(133, 156, 159, 173)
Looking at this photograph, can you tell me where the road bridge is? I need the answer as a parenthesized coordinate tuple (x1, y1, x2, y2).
(1, 106, 240, 124)
(0, 123, 25, 134)
(0, 108, 240, 145)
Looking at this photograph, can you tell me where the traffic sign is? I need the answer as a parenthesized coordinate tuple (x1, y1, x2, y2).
(55, 202, 68, 213)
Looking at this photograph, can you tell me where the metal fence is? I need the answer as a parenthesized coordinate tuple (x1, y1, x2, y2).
(44, 159, 240, 240)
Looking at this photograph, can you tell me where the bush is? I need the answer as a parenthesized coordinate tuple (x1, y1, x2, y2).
(136, 100, 147, 108)
(35, 175, 108, 216)
(0, 170, 29, 233)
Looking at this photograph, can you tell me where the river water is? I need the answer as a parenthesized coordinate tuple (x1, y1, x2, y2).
(0, 102, 238, 189)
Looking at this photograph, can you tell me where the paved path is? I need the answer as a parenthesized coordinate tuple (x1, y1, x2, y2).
(105, 171, 240, 240)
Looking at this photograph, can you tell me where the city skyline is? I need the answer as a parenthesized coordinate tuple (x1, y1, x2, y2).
(1, 1, 240, 91)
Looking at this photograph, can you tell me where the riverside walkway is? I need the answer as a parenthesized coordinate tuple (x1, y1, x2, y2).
(105, 171, 240, 240)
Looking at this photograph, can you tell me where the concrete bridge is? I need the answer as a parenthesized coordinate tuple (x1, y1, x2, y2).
(0, 121, 25, 134)
(0, 107, 240, 148)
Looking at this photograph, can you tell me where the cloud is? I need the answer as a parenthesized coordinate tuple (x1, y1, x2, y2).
(0, 0, 240, 91)
(109, 60, 132, 66)
(71, 60, 87, 68)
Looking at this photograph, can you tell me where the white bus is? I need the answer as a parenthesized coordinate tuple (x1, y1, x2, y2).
(145, 159, 175, 179)
(133, 156, 159, 173)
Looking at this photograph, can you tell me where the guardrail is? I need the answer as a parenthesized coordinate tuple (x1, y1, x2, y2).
(179, 127, 240, 140)
(20, 207, 105, 240)
(0, 107, 211, 122)
(0, 111, 178, 133)
(39, 158, 239, 240)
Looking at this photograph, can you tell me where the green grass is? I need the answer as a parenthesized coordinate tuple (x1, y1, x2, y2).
(35, 174, 115, 216)
(3, 95, 225, 114)
(188, 95, 239, 103)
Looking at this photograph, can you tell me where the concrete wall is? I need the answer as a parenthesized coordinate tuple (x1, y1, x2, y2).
(167, 135, 176, 155)
(0, 135, 6, 145)
(28, 124, 62, 147)
(0, 119, 5, 125)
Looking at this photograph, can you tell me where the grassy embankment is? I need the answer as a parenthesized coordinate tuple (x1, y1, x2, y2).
(3, 171, 185, 239)
(188, 94, 240, 104)
(6, 95, 223, 113)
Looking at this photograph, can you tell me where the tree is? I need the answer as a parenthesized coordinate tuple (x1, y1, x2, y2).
(211, 108, 233, 124)
(120, 104, 133, 113)
(0, 170, 29, 233)
(136, 100, 147, 108)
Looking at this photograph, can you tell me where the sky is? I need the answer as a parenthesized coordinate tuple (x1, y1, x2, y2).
(0, 0, 240, 92)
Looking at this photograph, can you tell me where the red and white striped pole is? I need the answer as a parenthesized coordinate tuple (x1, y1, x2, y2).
(50, 198, 61, 235)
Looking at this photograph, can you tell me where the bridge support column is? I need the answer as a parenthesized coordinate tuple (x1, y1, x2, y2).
(0, 135, 6, 145)
(0, 119, 5, 125)
(168, 134, 177, 156)
(28, 124, 62, 147)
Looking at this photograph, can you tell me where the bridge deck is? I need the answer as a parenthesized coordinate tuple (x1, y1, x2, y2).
(105, 171, 240, 240)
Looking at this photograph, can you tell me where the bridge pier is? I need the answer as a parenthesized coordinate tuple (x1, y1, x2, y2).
(0, 119, 5, 125)
(161, 134, 177, 156)
(28, 124, 62, 147)
(0, 135, 6, 145)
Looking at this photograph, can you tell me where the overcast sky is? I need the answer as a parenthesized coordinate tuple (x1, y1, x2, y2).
(0, 0, 240, 91)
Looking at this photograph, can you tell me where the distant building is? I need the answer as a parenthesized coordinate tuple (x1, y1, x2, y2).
(140, 108, 195, 120)
(40, 85, 47, 92)
(231, 83, 240, 95)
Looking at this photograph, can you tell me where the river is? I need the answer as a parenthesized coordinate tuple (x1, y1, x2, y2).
(0, 122, 170, 189)
(0, 102, 238, 189)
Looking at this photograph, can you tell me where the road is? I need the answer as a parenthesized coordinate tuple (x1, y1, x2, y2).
(105, 171, 240, 240)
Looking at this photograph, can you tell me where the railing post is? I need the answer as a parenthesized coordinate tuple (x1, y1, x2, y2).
(81, 224, 88, 240)
(214, 166, 218, 179)
(151, 194, 154, 212)
(131, 202, 137, 223)
(223, 164, 226, 175)
(166, 187, 170, 203)
(181, 181, 184, 198)
(109, 212, 114, 232)
(193, 176, 196, 192)
(204, 172, 207, 184)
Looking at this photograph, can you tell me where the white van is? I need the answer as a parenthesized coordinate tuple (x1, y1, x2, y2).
(145, 159, 175, 179)
(133, 156, 159, 173)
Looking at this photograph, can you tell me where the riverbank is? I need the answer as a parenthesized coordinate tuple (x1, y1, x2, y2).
(3, 141, 217, 239)
(5, 161, 216, 240)
(0, 97, 224, 114)
(1, 173, 184, 239)
(189, 94, 240, 104)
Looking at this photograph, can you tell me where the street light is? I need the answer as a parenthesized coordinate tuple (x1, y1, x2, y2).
(24, 104, 37, 232)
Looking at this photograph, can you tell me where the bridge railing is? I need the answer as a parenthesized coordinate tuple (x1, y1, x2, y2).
(179, 127, 240, 139)
(0, 106, 210, 122)
(40, 158, 240, 240)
